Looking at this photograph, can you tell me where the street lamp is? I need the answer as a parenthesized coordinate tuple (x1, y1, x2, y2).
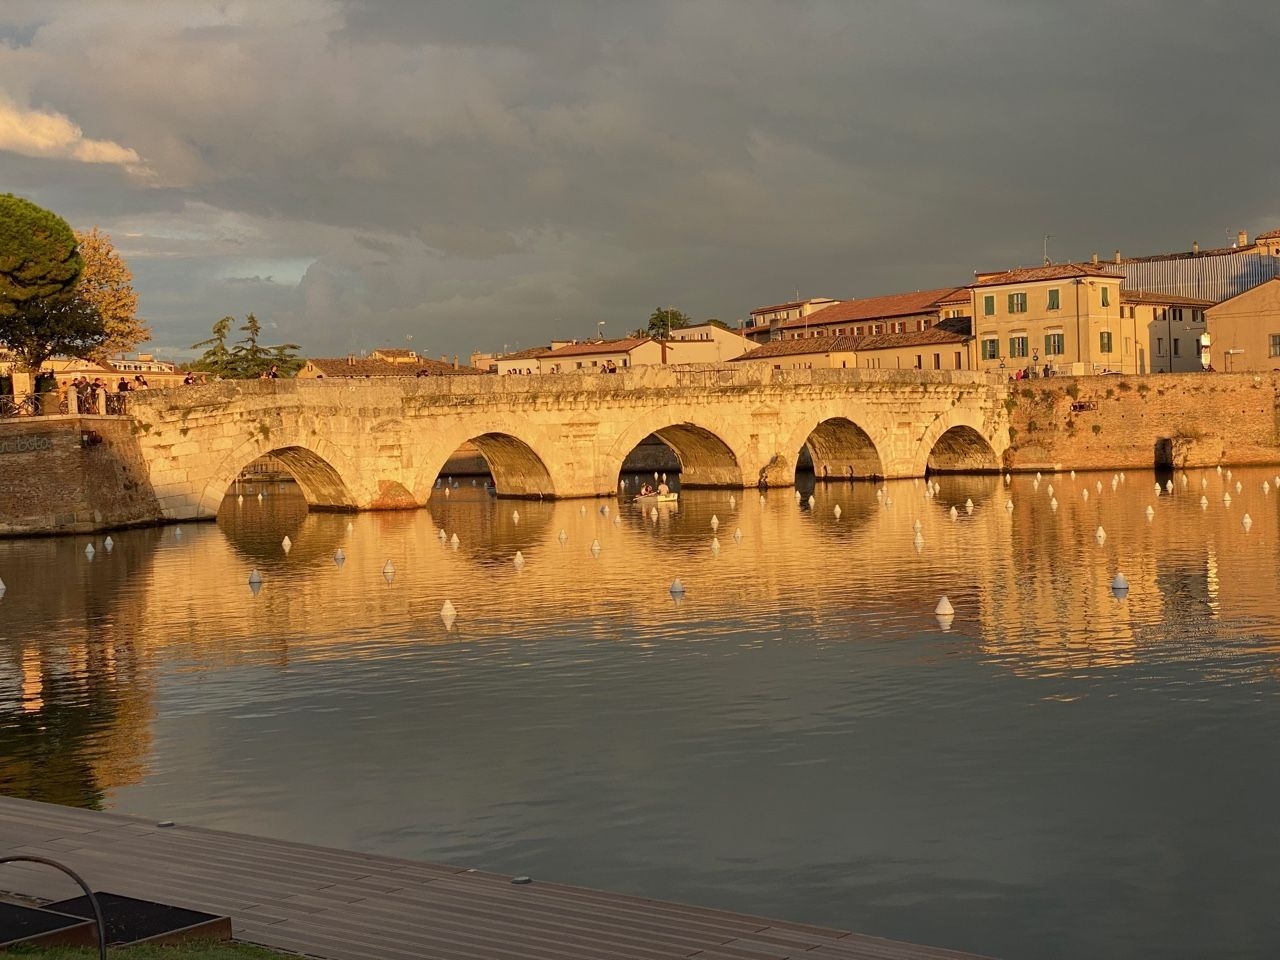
(1032, 347, 1040, 377)
(597, 321, 606, 342)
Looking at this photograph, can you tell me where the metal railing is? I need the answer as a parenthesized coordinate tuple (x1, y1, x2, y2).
(0, 393, 128, 417)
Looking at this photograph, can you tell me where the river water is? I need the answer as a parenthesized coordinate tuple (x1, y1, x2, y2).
(3, 467, 1280, 959)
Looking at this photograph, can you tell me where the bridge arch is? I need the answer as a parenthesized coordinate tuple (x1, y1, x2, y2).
(410, 422, 558, 500)
(202, 440, 360, 515)
(779, 414, 892, 485)
(917, 410, 1003, 475)
(607, 415, 746, 489)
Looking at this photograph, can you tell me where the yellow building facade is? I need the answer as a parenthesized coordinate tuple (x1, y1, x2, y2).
(1204, 277, 1280, 372)
(970, 264, 1140, 376)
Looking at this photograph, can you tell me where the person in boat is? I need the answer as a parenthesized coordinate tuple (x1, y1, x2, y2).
(640, 482, 654, 496)
(657, 480, 670, 496)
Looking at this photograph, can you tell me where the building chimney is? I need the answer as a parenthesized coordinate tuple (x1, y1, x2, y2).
(1091, 252, 1099, 265)
(440, 354, 447, 363)
(1113, 249, 1121, 264)
(1237, 229, 1248, 248)
(452, 354, 458, 369)
(1192, 240, 1199, 254)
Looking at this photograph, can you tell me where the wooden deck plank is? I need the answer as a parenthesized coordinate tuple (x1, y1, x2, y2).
(0, 796, 995, 960)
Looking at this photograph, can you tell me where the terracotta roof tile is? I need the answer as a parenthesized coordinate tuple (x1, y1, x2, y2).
(750, 297, 839, 316)
(776, 287, 966, 329)
(1255, 229, 1280, 241)
(1120, 289, 1216, 307)
(971, 263, 1124, 287)
(732, 320, 971, 361)
(538, 337, 652, 358)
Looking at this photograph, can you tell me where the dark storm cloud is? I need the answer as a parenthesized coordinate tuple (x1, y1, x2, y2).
(0, 1, 1276, 359)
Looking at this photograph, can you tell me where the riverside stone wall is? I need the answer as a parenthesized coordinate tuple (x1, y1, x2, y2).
(0, 417, 161, 536)
(1004, 372, 1280, 473)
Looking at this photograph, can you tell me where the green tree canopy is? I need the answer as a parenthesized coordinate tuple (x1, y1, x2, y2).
(647, 307, 692, 340)
(0, 195, 105, 374)
(0, 194, 83, 318)
(190, 314, 302, 378)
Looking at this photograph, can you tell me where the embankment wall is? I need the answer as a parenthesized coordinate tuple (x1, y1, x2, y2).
(0, 417, 162, 536)
(1005, 372, 1280, 472)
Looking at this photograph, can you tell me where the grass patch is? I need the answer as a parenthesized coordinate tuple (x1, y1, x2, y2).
(1065, 383, 1080, 399)
(4, 942, 294, 960)
(1003, 397, 1017, 414)
(1091, 423, 1102, 435)
(1117, 380, 1133, 391)
(1136, 382, 1150, 396)
(1105, 388, 1115, 400)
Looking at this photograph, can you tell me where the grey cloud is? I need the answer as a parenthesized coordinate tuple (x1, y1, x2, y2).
(0, 0, 1276, 361)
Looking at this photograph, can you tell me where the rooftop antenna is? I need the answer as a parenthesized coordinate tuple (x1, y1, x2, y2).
(1043, 234, 1052, 266)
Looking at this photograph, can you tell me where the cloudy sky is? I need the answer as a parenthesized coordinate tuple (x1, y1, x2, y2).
(1, 1, 1276, 362)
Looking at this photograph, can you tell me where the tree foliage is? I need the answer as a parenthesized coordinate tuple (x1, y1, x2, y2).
(75, 227, 148, 359)
(190, 314, 303, 378)
(647, 307, 692, 340)
(0, 195, 107, 373)
(0, 194, 83, 318)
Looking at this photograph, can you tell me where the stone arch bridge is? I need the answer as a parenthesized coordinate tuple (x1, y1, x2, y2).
(124, 365, 1011, 519)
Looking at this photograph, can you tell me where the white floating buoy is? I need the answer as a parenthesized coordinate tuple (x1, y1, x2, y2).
(1154, 482, 1162, 494)
(913, 532, 924, 553)
(0, 575, 6, 595)
(450, 533, 459, 548)
(1217, 465, 1223, 475)
(103, 536, 114, 552)
(334, 548, 345, 566)
(1223, 492, 1232, 505)
(932, 481, 940, 495)
(257, 492, 264, 501)
(439, 529, 448, 543)
(1166, 480, 1174, 493)
(1070, 470, 1076, 479)
(444, 487, 450, 497)
(807, 494, 816, 507)
(282, 536, 292, 554)
(579, 505, 586, 515)
(383, 559, 395, 575)
(965, 498, 974, 514)
(833, 504, 842, 519)
(710, 514, 720, 530)
(760, 494, 766, 504)
(1145, 505, 1155, 520)
(710, 537, 720, 554)
(729, 495, 736, 507)
(1050, 497, 1058, 511)
(669, 578, 685, 596)
(733, 528, 742, 542)
(1036, 472, 1042, 482)
(650, 507, 658, 521)
(1200, 496, 1209, 509)
(1264, 482, 1271, 494)
(1242, 514, 1253, 532)
(1095, 480, 1102, 494)
(248, 568, 262, 585)
(512, 509, 521, 523)
(84, 543, 95, 559)
(1082, 489, 1089, 502)
(1201, 477, 1208, 489)
(935, 596, 954, 616)
(514, 551, 525, 569)
(237, 494, 244, 504)
(796, 490, 803, 502)
(558, 529, 567, 544)
(876, 488, 884, 501)
(1111, 572, 1129, 599)
(347, 521, 353, 531)
(590, 539, 601, 557)
(913, 519, 922, 532)
(1095, 525, 1106, 544)
(1235, 481, 1242, 494)
(1227, 469, 1233, 480)
(1047, 484, 1054, 497)
(1005, 499, 1014, 511)
(950, 506, 958, 520)
(613, 515, 621, 526)
(441, 599, 457, 629)
(1004, 473, 1011, 484)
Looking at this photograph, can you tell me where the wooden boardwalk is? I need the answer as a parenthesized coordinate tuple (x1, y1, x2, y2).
(0, 796, 994, 960)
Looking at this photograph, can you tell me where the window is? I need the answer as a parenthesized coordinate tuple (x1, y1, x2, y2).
(1157, 337, 1165, 356)
(983, 294, 996, 316)
(915, 355, 923, 369)
(981, 338, 999, 360)
(933, 353, 941, 370)
(1173, 339, 1180, 358)
(1101, 286, 1110, 307)
(1044, 332, 1065, 355)
(1270, 334, 1280, 358)
(1008, 292, 1028, 313)
(1009, 336, 1029, 358)
(1047, 288, 1060, 310)
(954, 351, 963, 369)
(1099, 331, 1113, 354)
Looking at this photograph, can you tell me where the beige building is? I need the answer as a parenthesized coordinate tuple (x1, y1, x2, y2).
(731, 319, 973, 371)
(1204, 277, 1280, 372)
(744, 297, 841, 339)
(534, 337, 667, 373)
(969, 263, 1139, 376)
(663, 323, 751, 362)
(746, 287, 967, 344)
(1122, 291, 1213, 373)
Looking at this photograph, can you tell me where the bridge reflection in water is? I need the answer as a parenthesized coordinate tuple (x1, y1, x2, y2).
(3, 467, 1280, 960)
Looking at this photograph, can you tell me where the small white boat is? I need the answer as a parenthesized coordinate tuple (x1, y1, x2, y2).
(634, 491, 679, 503)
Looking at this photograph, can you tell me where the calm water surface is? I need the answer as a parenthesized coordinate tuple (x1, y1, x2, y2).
(4, 469, 1280, 959)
